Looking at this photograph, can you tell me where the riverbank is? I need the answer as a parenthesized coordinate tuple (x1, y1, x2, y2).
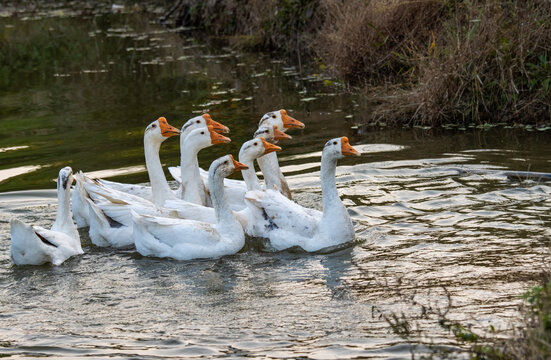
(161, 0, 551, 127)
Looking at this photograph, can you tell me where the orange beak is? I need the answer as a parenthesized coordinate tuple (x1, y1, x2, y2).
(158, 117, 181, 137)
(229, 154, 249, 172)
(280, 109, 305, 129)
(209, 125, 231, 145)
(273, 125, 292, 140)
(260, 137, 282, 154)
(341, 137, 360, 156)
(203, 114, 230, 134)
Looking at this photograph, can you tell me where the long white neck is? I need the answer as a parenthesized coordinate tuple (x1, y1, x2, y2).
(52, 185, 78, 238)
(318, 151, 355, 243)
(240, 155, 262, 191)
(320, 153, 343, 216)
(180, 138, 206, 205)
(257, 152, 279, 186)
(257, 152, 291, 198)
(144, 138, 175, 206)
(209, 167, 237, 225)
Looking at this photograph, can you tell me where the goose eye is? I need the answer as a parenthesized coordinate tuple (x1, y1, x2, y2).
(152, 124, 157, 128)
(201, 131, 205, 135)
(224, 161, 228, 164)
(254, 142, 257, 146)
(196, 120, 200, 123)
(271, 115, 276, 119)
(333, 141, 337, 145)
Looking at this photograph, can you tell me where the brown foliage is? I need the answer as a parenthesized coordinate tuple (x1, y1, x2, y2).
(315, 0, 551, 125)
(315, 0, 445, 84)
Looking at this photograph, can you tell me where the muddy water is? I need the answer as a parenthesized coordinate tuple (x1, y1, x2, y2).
(1, 3, 550, 359)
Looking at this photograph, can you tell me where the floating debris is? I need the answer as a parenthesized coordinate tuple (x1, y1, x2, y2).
(111, 4, 125, 13)
(0, 146, 29, 153)
(126, 47, 152, 52)
(82, 69, 108, 74)
(300, 97, 317, 102)
(283, 71, 299, 76)
(107, 27, 133, 33)
(54, 73, 71, 77)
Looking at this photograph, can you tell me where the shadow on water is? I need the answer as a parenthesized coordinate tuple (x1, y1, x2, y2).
(0, 2, 550, 359)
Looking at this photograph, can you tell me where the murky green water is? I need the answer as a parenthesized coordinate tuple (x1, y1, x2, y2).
(1, 3, 550, 359)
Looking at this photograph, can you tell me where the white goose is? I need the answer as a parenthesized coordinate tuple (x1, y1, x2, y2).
(10, 167, 83, 266)
(256, 109, 303, 200)
(168, 124, 294, 211)
(131, 155, 249, 261)
(163, 137, 282, 233)
(213, 125, 292, 210)
(72, 117, 180, 228)
(177, 125, 231, 206)
(245, 137, 360, 252)
(81, 126, 230, 247)
(97, 114, 228, 201)
(171, 109, 304, 200)
(253, 124, 293, 198)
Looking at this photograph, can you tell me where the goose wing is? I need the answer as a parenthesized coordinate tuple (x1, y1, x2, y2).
(244, 189, 320, 237)
(98, 179, 154, 202)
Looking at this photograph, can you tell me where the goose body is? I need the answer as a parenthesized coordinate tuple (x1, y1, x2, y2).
(132, 155, 248, 260)
(10, 167, 83, 266)
(245, 137, 360, 252)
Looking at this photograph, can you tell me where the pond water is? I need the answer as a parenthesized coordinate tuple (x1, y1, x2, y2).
(1, 3, 550, 359)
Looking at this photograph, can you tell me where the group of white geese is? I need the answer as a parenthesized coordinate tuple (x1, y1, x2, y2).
(10, 109, 361, 266)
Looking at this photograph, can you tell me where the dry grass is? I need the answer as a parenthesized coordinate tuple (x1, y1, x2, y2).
(316, 0, 551, 125)
(315, 0, 445, 84)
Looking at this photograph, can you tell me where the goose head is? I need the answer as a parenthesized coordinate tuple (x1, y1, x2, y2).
(57, 166, 74, 193)
(210, 154, 249, 179)
(239, 137, 282, 163)
(185, 125, 231, 152)
(144, 117, 180, 144)
(323, 137, 361, 159)
(181, 114, 229, 140)
(258, 109, 304, 132)
(254, 125, 292, 143)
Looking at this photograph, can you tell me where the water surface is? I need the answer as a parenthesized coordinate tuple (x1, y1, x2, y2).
(1, 4, 550, 359)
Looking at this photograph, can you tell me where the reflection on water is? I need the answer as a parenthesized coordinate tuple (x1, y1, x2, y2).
(1, 3, 551, 359)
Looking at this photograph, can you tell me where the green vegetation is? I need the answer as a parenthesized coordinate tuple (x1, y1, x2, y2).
(164, 0, 551, 126)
